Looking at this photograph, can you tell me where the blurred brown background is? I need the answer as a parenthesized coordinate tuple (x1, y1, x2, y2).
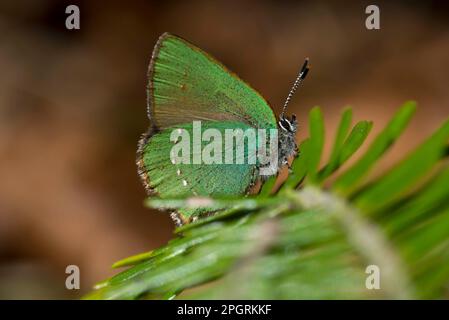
(0, 0, 448, 299)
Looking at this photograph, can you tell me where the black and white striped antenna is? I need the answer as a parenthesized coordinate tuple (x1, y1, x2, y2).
(281, 58, 310, 119)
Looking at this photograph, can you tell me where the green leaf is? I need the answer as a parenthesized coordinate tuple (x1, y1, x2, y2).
(355, 118, 449, 213)
(398, 208, 449, 262)
(146, 196, 282, 211)
(306, 107, 325, 184)
(319, 120, 372, 182)
(112, 251, 154, 269)
(338, 121, 373, 165)
(384, 165, 449, 234)
(258, 175, 277, 197)
(318, 108, 352, 181)
(281, 139, 310, 189)
(333, 101, 416, 194)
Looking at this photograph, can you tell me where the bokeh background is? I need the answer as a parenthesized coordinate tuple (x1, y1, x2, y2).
(0, 0, 448, 298)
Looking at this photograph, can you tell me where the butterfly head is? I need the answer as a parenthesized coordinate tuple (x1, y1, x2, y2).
(274, 59, 309, 172)
(278, 114, 297, 133)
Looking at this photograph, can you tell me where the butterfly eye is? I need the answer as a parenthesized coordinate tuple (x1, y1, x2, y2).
(278, 119, 288, 131)
(279, 117, 295, 132)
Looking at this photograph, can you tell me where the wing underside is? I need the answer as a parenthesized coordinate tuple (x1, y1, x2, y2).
(147, 33, 277, 130)
(138, 122, 258, 219)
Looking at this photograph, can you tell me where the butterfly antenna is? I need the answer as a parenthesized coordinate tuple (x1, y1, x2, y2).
(281, 58, 310, 119)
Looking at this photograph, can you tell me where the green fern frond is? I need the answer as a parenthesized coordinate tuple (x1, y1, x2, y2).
(85, 101, 449, 300)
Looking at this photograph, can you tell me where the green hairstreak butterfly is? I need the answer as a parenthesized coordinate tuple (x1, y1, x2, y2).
(137, 33, 309, 225)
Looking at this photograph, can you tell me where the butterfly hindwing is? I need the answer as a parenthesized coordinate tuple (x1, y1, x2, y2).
(138, 121, 258, 219)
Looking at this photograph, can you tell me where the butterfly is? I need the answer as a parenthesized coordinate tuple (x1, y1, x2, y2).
(137, 33, 309, 225)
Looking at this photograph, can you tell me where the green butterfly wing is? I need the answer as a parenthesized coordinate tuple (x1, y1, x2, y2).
(147, 33, 277, 130)
(138, 33, 277, 223)
(139, 121, 258, 222)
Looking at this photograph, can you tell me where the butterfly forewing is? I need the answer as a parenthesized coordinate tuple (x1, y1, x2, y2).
(148, 33, 277, 129)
